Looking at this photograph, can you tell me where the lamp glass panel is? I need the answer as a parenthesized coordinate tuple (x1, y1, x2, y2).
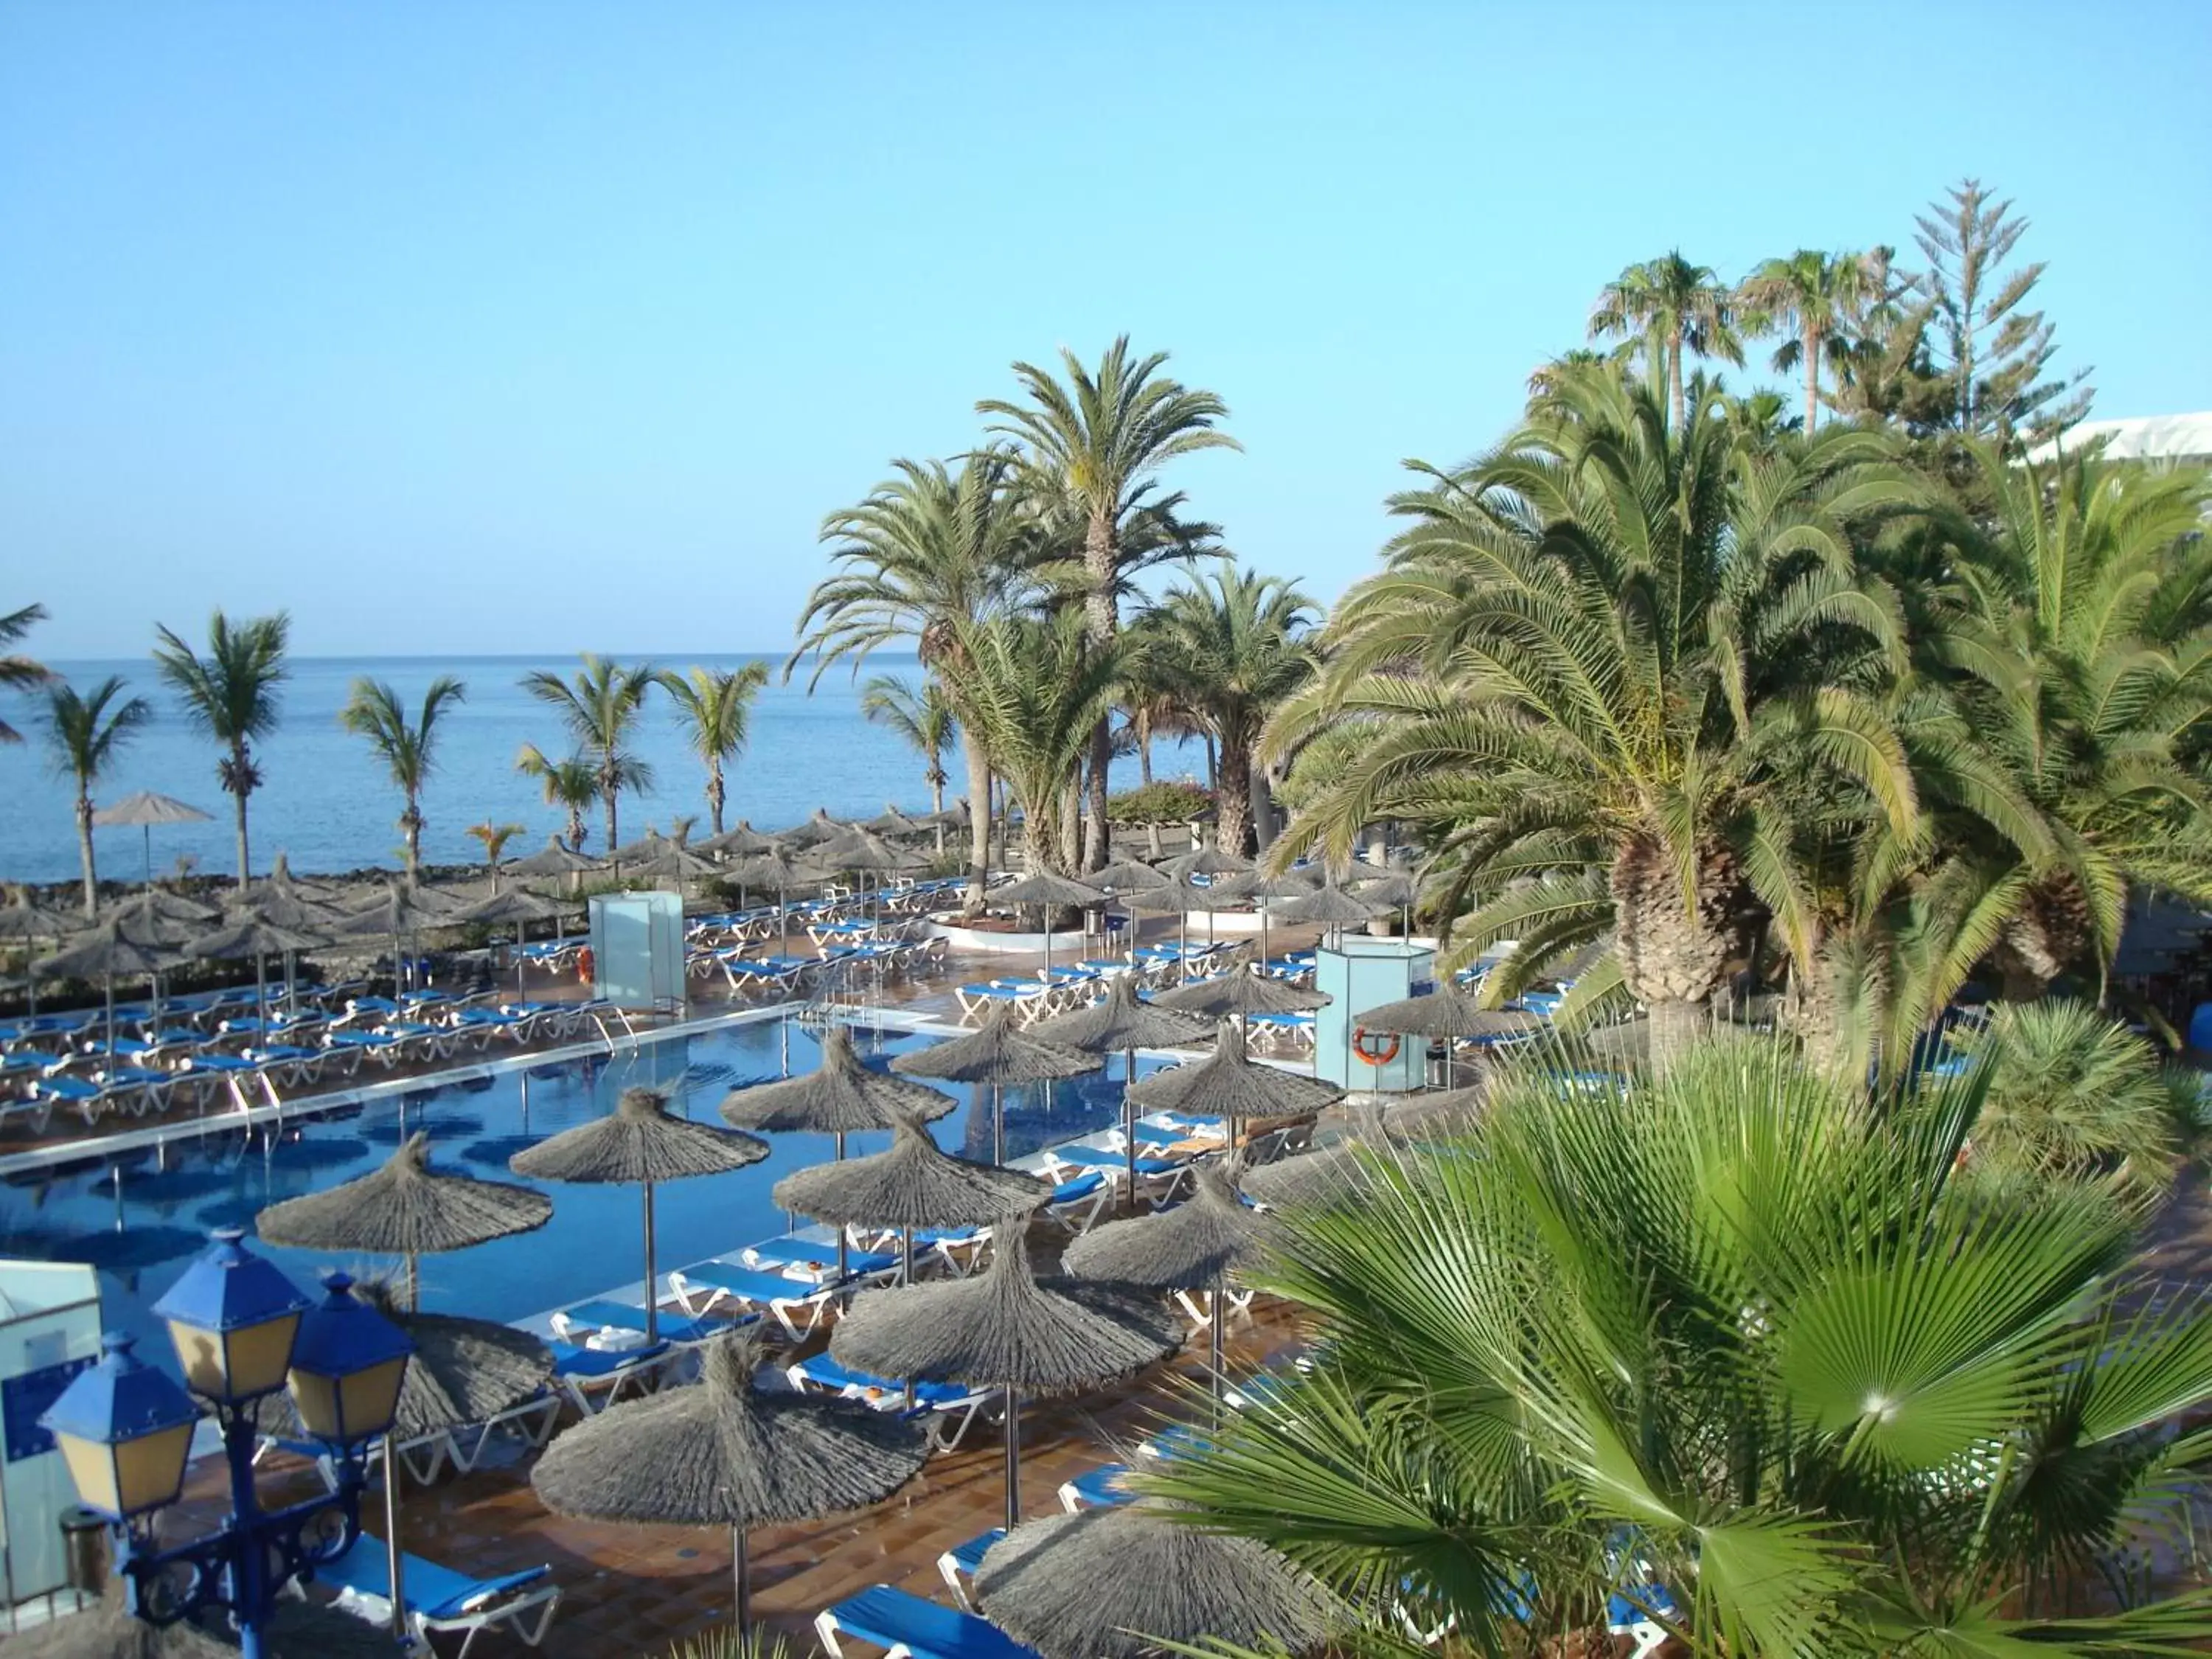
(223, 1312, 302, 1400)
(56, 1422, 192, 1520)
(293, 1354, 406, 1444)
(55, 1434, 119, 1519)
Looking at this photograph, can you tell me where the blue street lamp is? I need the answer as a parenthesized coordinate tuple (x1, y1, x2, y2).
(39, 1231, 412, 1659)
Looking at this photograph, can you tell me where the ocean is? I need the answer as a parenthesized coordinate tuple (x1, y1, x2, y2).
(0, 653, 1199, 886)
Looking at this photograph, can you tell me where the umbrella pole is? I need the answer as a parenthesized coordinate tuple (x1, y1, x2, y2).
(641, 1179, 659, 1343)
(992, 1082, 1004, 1166)
(1123, 1044, 1138, 1197)
(405, 1251, 418, 1312)
(254, 950, 267, 1033)
(733, 1526, 751, 1638)
(1003, 1386, 1022, 1533)
(835, 1130, 849, 1283)
(383, 1433, 408, 1643)
(902, 1225, 917, 1410)
(1211, 1273, 1227, 1418)
(104, 972, 115, 1057)
(142, 825, 152, 892)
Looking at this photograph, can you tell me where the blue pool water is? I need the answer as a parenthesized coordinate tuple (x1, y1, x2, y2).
(0, 1016, 1153, 1374)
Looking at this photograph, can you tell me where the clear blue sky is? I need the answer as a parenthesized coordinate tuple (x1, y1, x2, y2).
(5, 1, 2207, 658)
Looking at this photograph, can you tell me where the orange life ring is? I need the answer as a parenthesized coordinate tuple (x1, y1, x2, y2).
(1352, 1028, 1400, 1065)
(577, 946, 595, 984)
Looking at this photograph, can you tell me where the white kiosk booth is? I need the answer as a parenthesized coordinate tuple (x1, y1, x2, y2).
(0, 1262, 102, 1613)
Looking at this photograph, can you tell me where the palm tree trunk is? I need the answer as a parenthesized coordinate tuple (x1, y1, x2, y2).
(961, 737, 992, 916)
(1137, 712, 1154, 787)
(1215, 742, 1253, 858)
(1668, 321, 1686, 437)
(1082, 513, 1116, 872)
(602, 767, 620, 856)
(707, 764, 727, 838)
(74, 790, 97, 917)
(403, 799, 421, 878)
(1058, 775, 1081, 873)
(1610, 834, 1738, 1077)
(230, 743, 251, 888)
(1804, 321, 1821, 433)
(568, 807, 586, 852)
(1203, 735, 1217, 793)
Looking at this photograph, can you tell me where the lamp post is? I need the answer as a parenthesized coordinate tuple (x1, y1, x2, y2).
(39, 1231, 412, 1659)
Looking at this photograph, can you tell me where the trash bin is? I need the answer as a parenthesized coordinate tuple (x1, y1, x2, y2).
(57, 1506, 107, 1595)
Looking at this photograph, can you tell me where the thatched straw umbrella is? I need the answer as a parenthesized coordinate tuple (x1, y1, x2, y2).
(255, 1132, 552, 1308)
(694, 822, 779, 858)
(508, 1088, 768, 1340)
(90, 790, 214, 897)
(989, 869, 1103, 980)
(184, 914, 326, 1032)
(0, 1582, 397, 1658)
(1164, 846, 1253, 880)
(1352, 982, 1537, 1043)
(863, 805, 927, 838)
(504, 835, 601, 878)
(1211, 867, 1316, 964)
(453, 884, 571, 991)
(1272, 880, 1381, 946)
(1346, 866, 1419, 933)
(1031, 976, 1211, 1192)
(720, 1025, 956, 1278)
(1153, 967, 1332, 1034)
(773, 1110, 1052, 1286)
(723, 845, 838, 954)
(0, 891, 73, 1016)
(1062, 1162, 1272, 1398)
(889, 1009, 1100, 1165)
(532, 1333, 928, 1635)
(1091, 858, 1172, 893)
(975, 1503, 1329, 1659)
(831, 1225, 1179, 1531)
(333, 880, 468, 994)
(1124, 1023, 1343, 1149)
(779, 809, 849, 849)
(33, 920, 181, 1055)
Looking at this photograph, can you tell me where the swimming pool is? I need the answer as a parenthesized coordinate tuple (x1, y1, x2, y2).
(0, 1015, 1154, 1374)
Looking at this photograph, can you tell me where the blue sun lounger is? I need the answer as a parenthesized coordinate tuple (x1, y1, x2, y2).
(816, 1585, 1038, 1659)
(554, 1298, 725, 1346)
(317, 1534, 561, 1658)
(1057, 1461, 1138, 1511)
(936, 1526, 1007, 1606)
(742, 1235, 898, 1279)
(666, 1261, 846, 1338)
(545, 1338, 675, 1413)
(787, 1354, 997, 1450)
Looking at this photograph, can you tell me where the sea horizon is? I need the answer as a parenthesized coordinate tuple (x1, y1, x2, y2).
(1, 650, 1200, 887)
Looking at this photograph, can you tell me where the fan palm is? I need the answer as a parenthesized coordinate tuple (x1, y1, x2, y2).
(1146, 569, 1319, 857)
(0, 602, 52, 742)
(949, 608, 1124, 877)
(465, 821, 525, 890)
(1156, 1037, 2212, 1655)
(980, 336, 1239, 869)
(1737, 248, 1879, 433)
(658, 662, 770, 835)
(515, 745, 599, 851)
(338, 675, 467, 877)
(859, 673, 958, 818)
(1915, 445, 2212, 997)
(797, 448, 1036, 908)
(42, 675, 152, 915)
(519, 655, 656, 854)
(1265, 363, 1923, 1071)
(153, 610, 290, 888)
(1587, 251, 1745, 436)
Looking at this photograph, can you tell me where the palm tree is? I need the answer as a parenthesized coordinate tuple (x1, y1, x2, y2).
(1587, 251, 1745, 436)
(1917, 445, 2212, 997)
(796, 448, 1036, 909)
(980, 336, 1240, 869)
(515, 745, 599, 850)
(42, 676, 152, 915)
(0, 603, 52, 742)
(949, 610, 1124, 877)
(1158, 1037, 2212, 1652)
(858, 673, 958, 818)
(1737, 248, 1878, 432)
(658, 663, 770, 836)
(519, 655, 656, 854)
(1265, 364, 1921, 1071)
(465, 821, 524, 890)
(153, 611, 290, 888)
(1147, 570, 1318, 856)
(338, 676, 467, 877)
